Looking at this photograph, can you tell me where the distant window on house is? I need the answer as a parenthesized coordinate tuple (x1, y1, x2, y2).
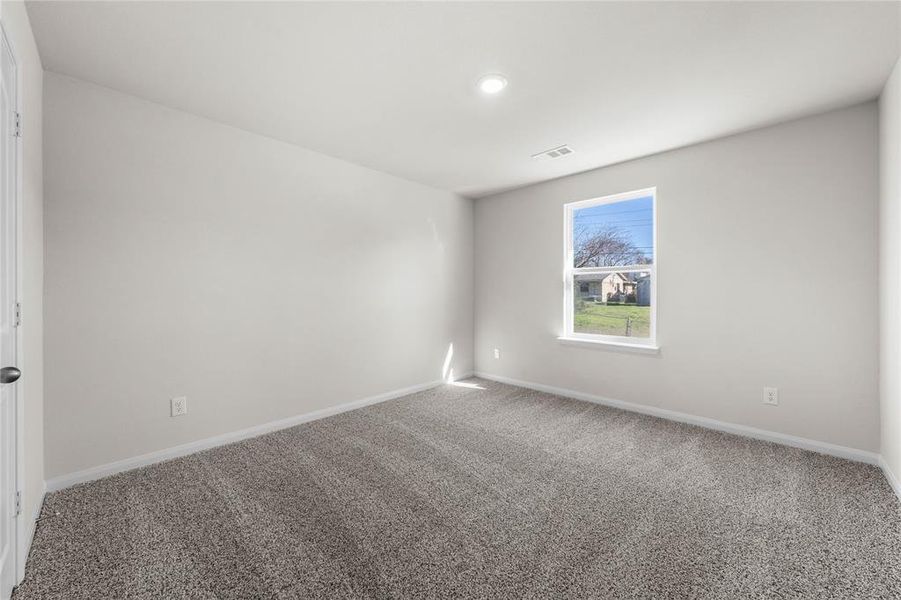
(564, 188, 656, 346)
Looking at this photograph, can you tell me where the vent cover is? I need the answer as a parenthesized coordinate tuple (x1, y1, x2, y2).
(532, 144, 575, 160)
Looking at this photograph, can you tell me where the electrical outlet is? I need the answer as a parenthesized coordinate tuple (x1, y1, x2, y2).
(171, 396, 188, 417)
(494, 348, 500, 359)
(763, 387, 778, 406)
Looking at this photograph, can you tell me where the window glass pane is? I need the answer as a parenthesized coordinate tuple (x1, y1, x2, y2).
(573, 270, 652, 338)
(573, 196, 653, 268)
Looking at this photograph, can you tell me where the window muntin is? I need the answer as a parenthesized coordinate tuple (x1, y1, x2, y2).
(564, 188, 656, 346)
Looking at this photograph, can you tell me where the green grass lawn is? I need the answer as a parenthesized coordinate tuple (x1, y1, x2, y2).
(574, 302, 650, 337)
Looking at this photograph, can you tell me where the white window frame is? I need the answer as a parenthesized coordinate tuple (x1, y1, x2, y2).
(561, 187, 658, 351)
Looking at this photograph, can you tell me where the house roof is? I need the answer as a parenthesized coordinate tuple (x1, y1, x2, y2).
(574, 272, 623, 282)
(574, 271, 650, 282)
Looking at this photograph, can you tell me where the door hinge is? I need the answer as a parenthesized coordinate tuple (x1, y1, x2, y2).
(14, 491, 21, 517)
(14, 302, 21, 327)
(13, 112, 21, 138)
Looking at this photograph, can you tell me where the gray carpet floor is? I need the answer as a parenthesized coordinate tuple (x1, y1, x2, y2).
(13, 378, 901, 599)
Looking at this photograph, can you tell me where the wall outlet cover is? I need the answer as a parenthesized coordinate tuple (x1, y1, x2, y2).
(763, 387, 778, 406)
(171, 396, 188, 417)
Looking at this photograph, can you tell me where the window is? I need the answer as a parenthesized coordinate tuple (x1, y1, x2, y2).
(563, 188, 656, 348)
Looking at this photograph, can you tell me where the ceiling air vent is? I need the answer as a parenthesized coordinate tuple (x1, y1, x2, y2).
(532, 144, 575, 160)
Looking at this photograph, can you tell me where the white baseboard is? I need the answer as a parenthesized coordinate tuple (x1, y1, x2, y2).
(45, 369, 894, 503)
(474, 371, 880, 465)
(17, 481, 45, 583)
(46, 377, 452, 493)
(880, 457, 901, 503)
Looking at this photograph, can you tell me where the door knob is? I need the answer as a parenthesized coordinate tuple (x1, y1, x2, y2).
(0, 367, 21, 384)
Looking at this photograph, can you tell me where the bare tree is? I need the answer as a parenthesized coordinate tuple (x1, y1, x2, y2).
(573, 225, 649, 267)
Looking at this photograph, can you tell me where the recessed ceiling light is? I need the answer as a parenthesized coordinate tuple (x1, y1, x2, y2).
(477, 74, 508, 95)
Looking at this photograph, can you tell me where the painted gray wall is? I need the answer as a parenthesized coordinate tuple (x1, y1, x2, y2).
(475, 103, 879, 452)
(42, 73, 474, 479)
(880, 57, 901, 481)
(1, 0, 44, 542)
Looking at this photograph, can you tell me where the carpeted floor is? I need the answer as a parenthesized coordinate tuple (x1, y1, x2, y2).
(13, 378, 901, 599)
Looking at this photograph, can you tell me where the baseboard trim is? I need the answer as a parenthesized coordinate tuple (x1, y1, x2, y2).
(880, 457, 901, 503)
(46, 377, 451, 493)
(17, 481, 46, 583)
(45, 370, 889, 500)
(27, 483, 46, 551)
(473, 371, 880, 465)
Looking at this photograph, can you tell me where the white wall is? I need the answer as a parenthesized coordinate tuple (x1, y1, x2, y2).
(475, 103, 879, 453)
(43, 73, 473, 480)
(0, 0, 44, 563)
(880, 57, 901, 484)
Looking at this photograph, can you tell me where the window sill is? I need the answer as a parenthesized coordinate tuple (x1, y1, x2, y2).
(557, 336, 660, 354)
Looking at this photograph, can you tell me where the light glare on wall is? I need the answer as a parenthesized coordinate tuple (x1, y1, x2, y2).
(477, 74, 508, 95)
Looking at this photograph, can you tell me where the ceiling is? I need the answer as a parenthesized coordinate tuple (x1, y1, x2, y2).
(26, 1, 900, 198)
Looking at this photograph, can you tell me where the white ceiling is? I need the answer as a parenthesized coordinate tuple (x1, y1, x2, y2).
(26, 1, 900, 198)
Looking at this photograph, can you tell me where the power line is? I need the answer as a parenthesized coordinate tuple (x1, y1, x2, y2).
(574, 206, 652, 216)
(576, 218, 653, 223)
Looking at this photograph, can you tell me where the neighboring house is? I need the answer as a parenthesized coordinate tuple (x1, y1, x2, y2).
(577, 271, 651, 305)
(576, 272, 630, 302)
(635, 275, 651, 306)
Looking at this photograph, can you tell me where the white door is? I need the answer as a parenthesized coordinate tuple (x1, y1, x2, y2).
(0, 26, 18, 600)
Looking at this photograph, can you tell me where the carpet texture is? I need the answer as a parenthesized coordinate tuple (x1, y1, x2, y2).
(14, 379, 901, 599)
